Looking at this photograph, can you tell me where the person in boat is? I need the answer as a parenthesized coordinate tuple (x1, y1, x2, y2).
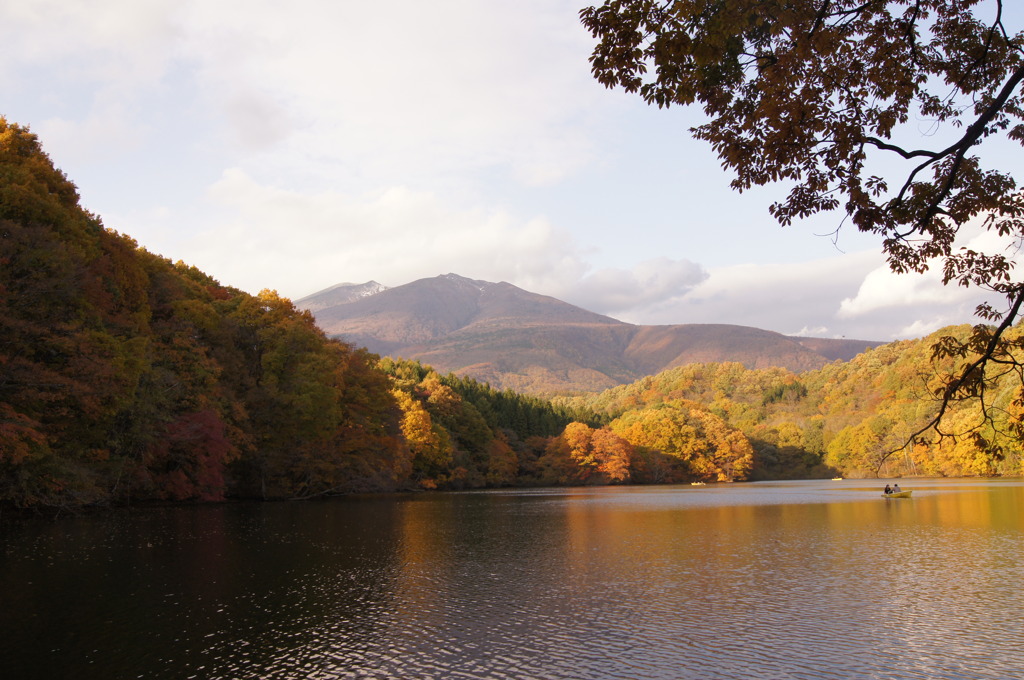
(892, 483, 901, 493)
(884, 484, 892, 495)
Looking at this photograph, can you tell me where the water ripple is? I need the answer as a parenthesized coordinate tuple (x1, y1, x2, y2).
(3, 481, 1023, 679)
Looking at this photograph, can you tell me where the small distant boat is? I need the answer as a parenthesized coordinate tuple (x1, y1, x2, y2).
(883, 490, 912, 498)
(831, 477, 844, 481)
(690, 481, 706, 486)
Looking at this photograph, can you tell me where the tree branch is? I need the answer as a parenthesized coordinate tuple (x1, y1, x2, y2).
(918, 62, 1024, 229)
(862, 136, 940, 159)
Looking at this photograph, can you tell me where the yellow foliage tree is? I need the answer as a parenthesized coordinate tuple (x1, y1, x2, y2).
(392, 388, 452, 487)
(610, 401, 752, 482)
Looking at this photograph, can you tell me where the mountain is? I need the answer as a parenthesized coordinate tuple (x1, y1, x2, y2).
(296, 274, 885, 394)
(297, 280, 389, 312)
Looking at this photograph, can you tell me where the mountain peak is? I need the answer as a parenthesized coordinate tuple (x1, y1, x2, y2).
(437, 273, 492, 290)
(298, 273, 622, 349)
(295, 280, 388, 312)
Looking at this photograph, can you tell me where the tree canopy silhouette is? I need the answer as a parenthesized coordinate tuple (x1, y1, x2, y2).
(581, 0, 1024, 453)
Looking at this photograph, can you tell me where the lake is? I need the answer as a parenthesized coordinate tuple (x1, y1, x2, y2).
(2, 478, 1022, 679)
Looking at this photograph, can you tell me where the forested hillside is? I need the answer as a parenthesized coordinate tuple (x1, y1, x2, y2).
(3, 118, 1018, 511)
(0, 119, 410, 507)
(0, 119, 614, 509)
(560, 327, 1024, 479)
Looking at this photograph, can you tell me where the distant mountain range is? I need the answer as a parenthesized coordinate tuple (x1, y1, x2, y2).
(296, 274, 885, 394)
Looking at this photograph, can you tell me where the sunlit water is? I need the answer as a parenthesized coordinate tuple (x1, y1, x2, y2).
(2, 479, 1022, 679)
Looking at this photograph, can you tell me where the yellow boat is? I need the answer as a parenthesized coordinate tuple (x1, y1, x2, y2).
(882, 490, 912, 498)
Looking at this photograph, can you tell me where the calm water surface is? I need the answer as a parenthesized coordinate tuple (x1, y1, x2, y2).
(2, 479, 1022, 679)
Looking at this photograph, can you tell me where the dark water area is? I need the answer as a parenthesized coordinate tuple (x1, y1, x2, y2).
(2, 479, 1023, 679)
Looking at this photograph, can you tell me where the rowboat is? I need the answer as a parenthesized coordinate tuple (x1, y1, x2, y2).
(690, 481, 706, 486)
(882, 490, 912, 498)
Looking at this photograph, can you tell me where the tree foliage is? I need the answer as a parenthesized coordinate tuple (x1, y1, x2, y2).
(0, 119, 406, 507)
(12, 112, 1020, 510)
(540, 421, 634, 485)
(581, 0, 1024, 451)
(609, 400, 753, 482)
(5, 109, 744, 510)
(569, 328, 1024, 479)
(378, 357, 609, 488)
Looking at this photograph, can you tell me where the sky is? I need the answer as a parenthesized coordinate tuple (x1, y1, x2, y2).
(3, 0, 1021, 342)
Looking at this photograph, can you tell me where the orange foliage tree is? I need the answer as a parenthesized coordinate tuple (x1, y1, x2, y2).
(610, 401, 753, 483)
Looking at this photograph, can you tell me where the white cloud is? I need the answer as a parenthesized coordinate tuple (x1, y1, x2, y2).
(8, 0, 1019, 346)
(836, 217, 1019, 319)
(604, 251, 964, 340)
(0, 0, 181, 83)
(172, 170, 1009, 340)
(558, 258, 708, 316)
(220, 90, 292, 151)
(837, 266, 971, 318)
(895, 316, 964, 340)
(3, 0, 603, 190)
(32, 99, 149, 164)
(836, 216, 1022, 336)
(183, 170, 711, 322)
(190, 168, 591, 298)
(176, 0, 603, 188)
(616, 242, 1007, 340)
(626, 254, 878, 330)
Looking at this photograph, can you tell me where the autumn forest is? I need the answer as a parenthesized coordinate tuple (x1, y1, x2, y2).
(2, 119, 1021, 511)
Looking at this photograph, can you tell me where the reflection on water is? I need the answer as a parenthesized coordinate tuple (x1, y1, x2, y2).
(2, 479, 1022, 679)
